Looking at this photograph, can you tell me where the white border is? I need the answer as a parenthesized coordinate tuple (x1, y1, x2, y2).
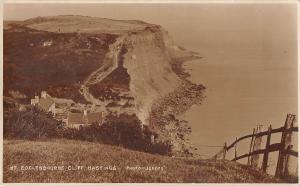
(2, 0, 300, 4)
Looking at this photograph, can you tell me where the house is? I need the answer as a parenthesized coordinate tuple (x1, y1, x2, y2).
(31, 91, 56, 116)
(42, 40, 53, 47)
(67, 110, 103, 128)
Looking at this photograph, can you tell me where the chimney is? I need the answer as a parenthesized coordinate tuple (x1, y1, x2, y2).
(41, 91, 47, 98)
(31, 99, 36, 105)
(35, 96, 39, 103)
(100, 111, 104, 125)
(83, 110, 88, 125)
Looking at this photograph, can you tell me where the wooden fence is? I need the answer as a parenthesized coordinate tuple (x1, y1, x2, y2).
(212, 114, 298, 178)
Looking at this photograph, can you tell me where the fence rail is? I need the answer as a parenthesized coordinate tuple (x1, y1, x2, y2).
(225, 127, 298, 151)
(212, 114, 297, 178)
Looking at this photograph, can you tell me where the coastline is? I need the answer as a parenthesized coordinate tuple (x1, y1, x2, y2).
(150, 55, 206, 157)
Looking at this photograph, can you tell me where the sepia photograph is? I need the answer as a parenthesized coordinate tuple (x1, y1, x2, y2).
(2, 0, 299, 183)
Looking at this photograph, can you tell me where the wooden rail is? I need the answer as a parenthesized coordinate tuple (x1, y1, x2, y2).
(225, 127, 298, 150)
(212, 114, 297, 178)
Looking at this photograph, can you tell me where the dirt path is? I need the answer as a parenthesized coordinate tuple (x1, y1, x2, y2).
(84, 36, 125, 86)
(78, 85, 104, 107)
(79, 36, 126, 106)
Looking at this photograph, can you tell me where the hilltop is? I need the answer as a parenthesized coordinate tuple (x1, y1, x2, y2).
(21, 15, 152, 34)
(4, 139, 279, 183)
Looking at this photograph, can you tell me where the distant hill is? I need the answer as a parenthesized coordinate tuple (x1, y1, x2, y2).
(4, 139, 280, 183)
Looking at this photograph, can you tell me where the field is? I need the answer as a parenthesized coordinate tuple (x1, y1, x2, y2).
(4, 139, 280, 183)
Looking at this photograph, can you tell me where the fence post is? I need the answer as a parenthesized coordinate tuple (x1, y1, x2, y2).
(262, 125, 272, 172)
(251, 125, 263, 168)
(234, 137, 238, 161)
(275, 114, 296, 178)
(223, 142, 227, 160)
(247, 127, 256, 165)
(284, 145, 293, 177)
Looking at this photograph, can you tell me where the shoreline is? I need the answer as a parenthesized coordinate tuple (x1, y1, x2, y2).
(170, 55, 203, 80)
(150, 55, 206, 157)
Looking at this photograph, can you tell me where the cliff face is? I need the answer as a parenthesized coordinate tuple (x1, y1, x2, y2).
(121, 27, 181, 124)
(80, 23, 194, 125)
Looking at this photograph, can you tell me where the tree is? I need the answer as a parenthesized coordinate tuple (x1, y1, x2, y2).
(99, 113, 144, 150)
(4, 106, 61, 139)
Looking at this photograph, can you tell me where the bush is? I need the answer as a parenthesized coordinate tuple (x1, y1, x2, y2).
(4, 108, 172, 155)
(149, 141, 173, 156)
(60, 113, 172, 155)
(4, 106, 63, 140)
(100, 113, 144, 149)
(97, 114, 172, 155)
(61, 123, 103, 142)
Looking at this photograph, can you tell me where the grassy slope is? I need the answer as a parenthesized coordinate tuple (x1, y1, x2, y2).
(3, 24, 116, 101)
(4, 139, 280, 183)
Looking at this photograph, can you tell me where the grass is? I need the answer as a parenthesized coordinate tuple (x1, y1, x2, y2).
(4, 24, 117, 100)
(3, 139, 282, 183)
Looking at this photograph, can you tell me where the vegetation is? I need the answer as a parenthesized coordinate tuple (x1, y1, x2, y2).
(89, 67, 130, 101)
(1, 106, 290, 183)
(3, 24, 117, 102)
(89, 44, 130, 101)
(4, 107, 63, 140)
(4, 107, 171, 155)
(46, 84, 89, 104)
(4, 139, 281, 183)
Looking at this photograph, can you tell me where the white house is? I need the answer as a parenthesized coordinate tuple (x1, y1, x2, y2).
(31, 91, 56, 116)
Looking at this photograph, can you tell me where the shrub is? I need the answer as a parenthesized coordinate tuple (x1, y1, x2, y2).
(4, 108, 172, 155)
(149, 141, 173, 156)
(99, 113, 144, 150)
(4, 106, 62, 140)
(97, 114, 172, 155)
(59, 113, 172, 155)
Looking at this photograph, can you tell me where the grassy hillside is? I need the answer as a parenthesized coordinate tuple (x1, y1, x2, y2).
(4, 139, 280, 183)
(4, 23, 117, 102)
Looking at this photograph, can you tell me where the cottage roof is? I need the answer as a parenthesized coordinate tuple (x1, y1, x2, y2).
(45, 94, 52, 99)
(87, 112, 102, 124)
(68, 112, 84, 124)
(38, 97, 54, 111)
(68, 112, 102, 125)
